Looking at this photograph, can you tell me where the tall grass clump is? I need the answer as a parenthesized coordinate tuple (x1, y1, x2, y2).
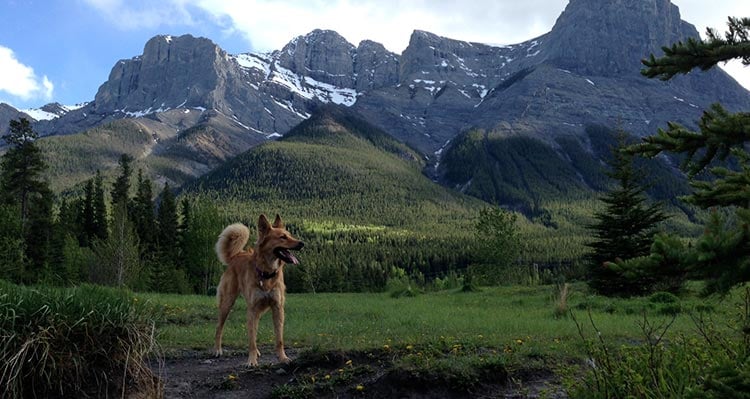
(0, 281, 161, 398)
(566, 287, 750, 398)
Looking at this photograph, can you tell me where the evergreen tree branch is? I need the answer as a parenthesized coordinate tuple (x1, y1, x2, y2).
(628, 103, 750, 175)
(642, 17, 750, 80)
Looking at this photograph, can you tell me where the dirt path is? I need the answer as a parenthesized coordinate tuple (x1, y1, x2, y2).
(155, 347, 568, 398)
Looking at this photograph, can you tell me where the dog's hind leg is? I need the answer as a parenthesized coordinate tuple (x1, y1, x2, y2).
(271, 304, 290, 363)
(214, 275, 238, 357)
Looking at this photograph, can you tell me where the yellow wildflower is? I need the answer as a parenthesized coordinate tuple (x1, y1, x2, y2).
(356, 385, 365, 392)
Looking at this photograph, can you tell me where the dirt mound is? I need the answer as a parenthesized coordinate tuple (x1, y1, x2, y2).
(156, 347, 567, 398)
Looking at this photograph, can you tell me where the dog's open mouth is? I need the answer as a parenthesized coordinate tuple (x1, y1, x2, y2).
(274, 248, 300, 265)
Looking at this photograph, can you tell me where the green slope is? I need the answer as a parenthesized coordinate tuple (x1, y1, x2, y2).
(186, 106, 475, 226)
(182, 107, 501, 292)
(439, 125, 698, 230)
(39, 114, 266, 193)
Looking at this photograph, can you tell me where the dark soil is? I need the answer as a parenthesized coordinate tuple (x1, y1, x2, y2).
(155, 347, 568, 398)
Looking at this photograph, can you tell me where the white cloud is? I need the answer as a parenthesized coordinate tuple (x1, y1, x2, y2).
(191, 0, 564, 53)
(0, 46, 54, 102)
(82, 0, 195, 30)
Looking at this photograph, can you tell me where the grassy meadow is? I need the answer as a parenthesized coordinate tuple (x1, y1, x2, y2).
(150, 282, 737, 358)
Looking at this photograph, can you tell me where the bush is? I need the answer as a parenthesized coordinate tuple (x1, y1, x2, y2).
(649, 291, 679, 304)
(0, 281, 161, 398)
(388, 274, 423, 298)
(567, 287, 750, 398)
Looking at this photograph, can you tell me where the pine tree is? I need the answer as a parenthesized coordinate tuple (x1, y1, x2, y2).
(80, 178, 96, 247)
(132, 169, 155, 254)
(156, 183, 178, 259)
(79, 171, 108, 246)
(111, 153, 133, 208)
(92, 170, 108, 241)
(0, 204, 25, 281)
(631, 17, 750, 294)
(176, 197, 191, 272)
(150, 183, 190, 293)
(587, 131, 668, 296)
(1, 118, 55, 283)
(1, 119, 48, 227)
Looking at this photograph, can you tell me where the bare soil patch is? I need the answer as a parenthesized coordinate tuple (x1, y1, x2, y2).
(156, 347, 567, 398)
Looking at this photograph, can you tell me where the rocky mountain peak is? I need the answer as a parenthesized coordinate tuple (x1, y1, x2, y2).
(39, 102, 68, 117)
(543, 0, 697, 76)
(92, 34, 230, 114)
(276, 29, 357, 87)
(353, 40, 400, 92)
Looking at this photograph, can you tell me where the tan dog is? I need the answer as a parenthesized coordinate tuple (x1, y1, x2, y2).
(213, 214, 304, 366)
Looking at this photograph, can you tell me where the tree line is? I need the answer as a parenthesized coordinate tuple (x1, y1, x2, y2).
(0, 120, 224, 294)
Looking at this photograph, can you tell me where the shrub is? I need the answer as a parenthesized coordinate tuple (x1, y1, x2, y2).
(0, 281, 161, 398)
(567, 287, 750, 398)
(649, 291, 679, 304)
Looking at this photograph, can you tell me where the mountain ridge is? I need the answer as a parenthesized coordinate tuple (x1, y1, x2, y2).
(1, 0, 747, 211)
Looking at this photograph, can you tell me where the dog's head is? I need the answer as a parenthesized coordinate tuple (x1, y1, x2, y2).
(257, 214, 304, 265)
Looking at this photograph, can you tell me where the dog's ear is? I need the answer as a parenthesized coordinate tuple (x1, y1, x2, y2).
(258, 214, 271, 237)
(273, 214, 284, 229)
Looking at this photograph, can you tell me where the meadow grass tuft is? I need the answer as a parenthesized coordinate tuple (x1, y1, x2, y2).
(0, 281, 161, 398)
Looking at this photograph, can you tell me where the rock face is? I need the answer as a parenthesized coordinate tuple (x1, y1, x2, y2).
(355, 0, 750, 157)
(92, 35, 229, 114)
(0, 103, 30, 135)
(542, 0, 692, 76)
(36, 31, 400, 140)
(25, 0, 750, 196)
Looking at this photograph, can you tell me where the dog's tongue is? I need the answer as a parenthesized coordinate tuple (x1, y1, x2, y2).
(288, 252, 299, 265)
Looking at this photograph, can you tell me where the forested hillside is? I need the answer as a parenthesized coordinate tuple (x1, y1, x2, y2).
(439, 124, 698, 231)
(182, 106, 484, 291)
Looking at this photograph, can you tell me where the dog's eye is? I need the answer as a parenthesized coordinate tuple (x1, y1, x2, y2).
(280, 235, 287, 240)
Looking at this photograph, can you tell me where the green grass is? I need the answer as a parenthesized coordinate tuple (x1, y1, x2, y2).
(148, 282, 736, 359)
(0, 282, 160, 398)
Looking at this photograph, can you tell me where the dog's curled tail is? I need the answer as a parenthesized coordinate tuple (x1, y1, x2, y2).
(215, 223, 250, 265)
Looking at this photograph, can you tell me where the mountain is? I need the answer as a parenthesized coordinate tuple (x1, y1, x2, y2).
(438, 124, 694, 217)
(180, 106, 497, 291)
(39, 110, 267, 192)
(7, 0, 748, 211)
(30, 31, 398, 141)
(0, 103, 30, 132)
(182, 105, 474, 227)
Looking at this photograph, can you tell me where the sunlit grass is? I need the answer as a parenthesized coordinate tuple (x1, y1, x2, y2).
(148, 283, 736, 361)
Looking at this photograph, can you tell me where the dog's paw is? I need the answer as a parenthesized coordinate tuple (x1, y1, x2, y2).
(278, 355, 291, 364)
(246, 357, 259, 367)
(213, 347, 223, 357)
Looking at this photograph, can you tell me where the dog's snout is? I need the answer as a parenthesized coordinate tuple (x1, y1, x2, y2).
(295, 241, 305, 250)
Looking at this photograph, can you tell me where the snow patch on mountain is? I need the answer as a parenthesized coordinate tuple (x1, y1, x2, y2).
(234, 52, 359, 107)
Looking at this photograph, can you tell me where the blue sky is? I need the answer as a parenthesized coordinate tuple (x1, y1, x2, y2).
(1, 0, 748, 110)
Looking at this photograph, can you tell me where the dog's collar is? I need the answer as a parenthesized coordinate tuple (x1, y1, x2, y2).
(256, 266, 278, 281)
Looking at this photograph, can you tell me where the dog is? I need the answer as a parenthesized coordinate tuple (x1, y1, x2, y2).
(213, 214, 304, 366)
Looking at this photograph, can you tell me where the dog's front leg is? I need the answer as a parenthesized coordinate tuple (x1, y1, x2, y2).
(246, 309, 262, 366)
(271, 304, 290, 363)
